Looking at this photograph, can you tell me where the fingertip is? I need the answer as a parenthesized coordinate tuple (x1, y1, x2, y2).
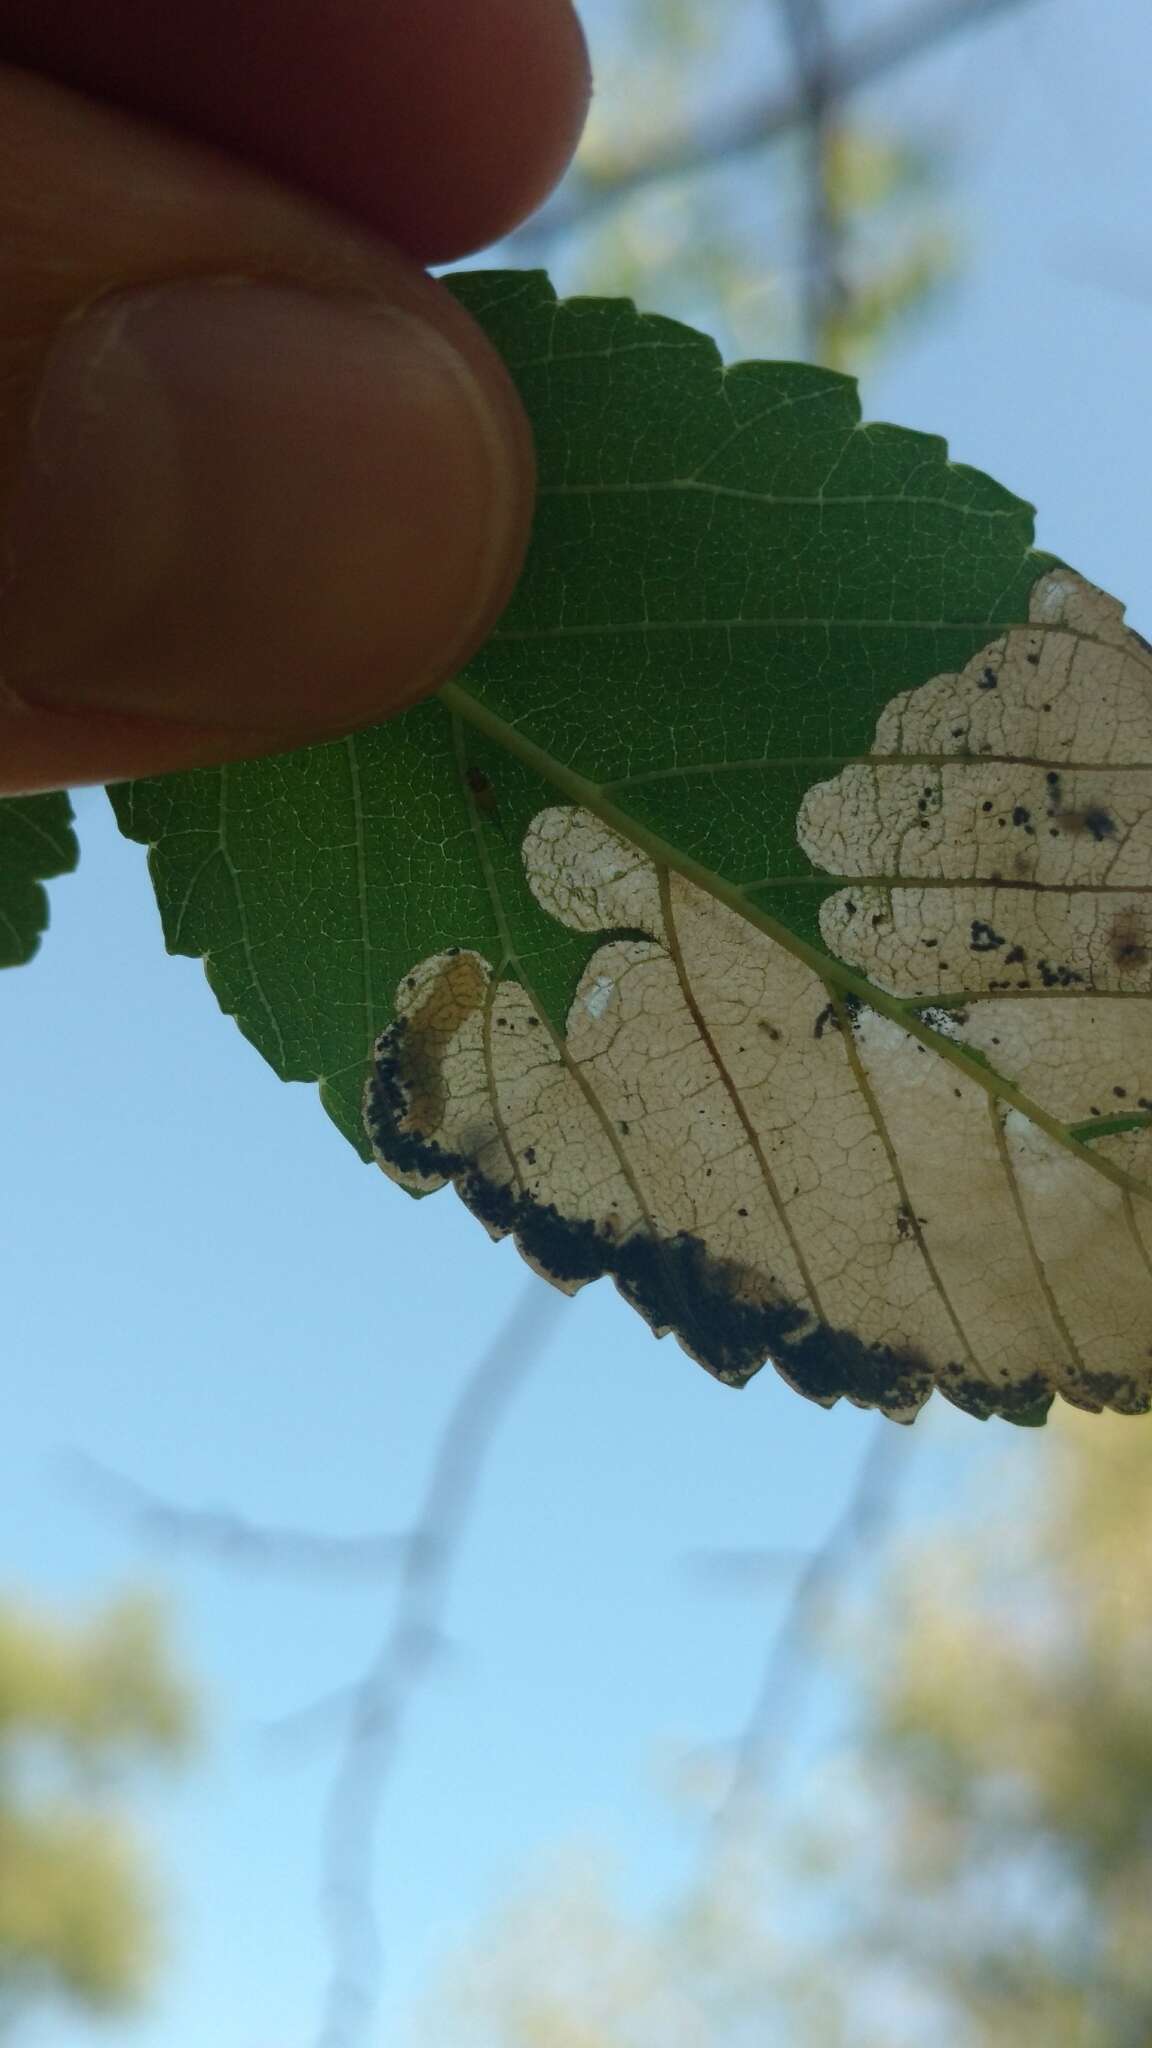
(1, 277, 534, 795)
(0, 0, 594, 261)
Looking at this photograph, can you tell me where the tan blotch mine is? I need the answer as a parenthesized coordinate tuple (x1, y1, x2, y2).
(365, 571, 1152, 1422)
(799, 571, 1152, 1121)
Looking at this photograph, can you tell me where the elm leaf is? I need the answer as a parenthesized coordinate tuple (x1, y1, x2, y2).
(0, 793, 78, 970)
(109, 272, 1152, 1423)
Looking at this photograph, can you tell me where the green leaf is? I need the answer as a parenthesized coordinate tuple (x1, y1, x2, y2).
(110, 271, 1152, 1425)
(0, 793, 78, 969)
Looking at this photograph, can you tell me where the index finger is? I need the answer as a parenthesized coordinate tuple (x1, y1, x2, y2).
(0, 0, 591, 261)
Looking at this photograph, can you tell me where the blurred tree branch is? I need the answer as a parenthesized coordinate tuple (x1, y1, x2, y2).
(513, 0, 1044, 256)
(315, 1282, 561, 2047)
(77, 1283, 561, 2048)
(711, 1414, 913, 1834)
(72, 1453, 413, 1582)
(778, 0, 842, 362)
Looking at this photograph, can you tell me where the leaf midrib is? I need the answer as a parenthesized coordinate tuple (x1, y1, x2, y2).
(603, 754, 1152, 787)
(439, 678, 1152, 1205)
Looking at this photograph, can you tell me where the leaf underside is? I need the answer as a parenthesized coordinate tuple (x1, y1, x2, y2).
(109, 271, 1152, 1426)
(0, 793, 78, 969)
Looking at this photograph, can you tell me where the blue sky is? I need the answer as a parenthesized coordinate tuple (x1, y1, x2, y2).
(4, 2, 1151, 2042)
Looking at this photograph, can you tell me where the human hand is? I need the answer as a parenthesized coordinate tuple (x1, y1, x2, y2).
(0, 0, 590, 794)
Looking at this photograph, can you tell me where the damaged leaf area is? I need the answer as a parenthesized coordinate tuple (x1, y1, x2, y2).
(367, 571, 1152, 1425)
(108, 273, 1152, 1424)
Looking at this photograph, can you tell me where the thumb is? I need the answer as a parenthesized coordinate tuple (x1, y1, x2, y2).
(0, 67, 535, 793)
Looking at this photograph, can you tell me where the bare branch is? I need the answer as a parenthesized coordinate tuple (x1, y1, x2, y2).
(68, 1451, 414, 1581)
(778, 0, 843, 362)
(711, 1414, 914, 1836)
(69, 1281, 561, 2048)
(683, 1544, 812, 1589)
(314, 1281, 563, 2048)
(510, 0, 1043, 256)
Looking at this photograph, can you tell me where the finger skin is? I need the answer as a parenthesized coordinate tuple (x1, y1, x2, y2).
(0, 7, 591, 793)
(0, 68, 539, 793)
(0, 0, 591, 261)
